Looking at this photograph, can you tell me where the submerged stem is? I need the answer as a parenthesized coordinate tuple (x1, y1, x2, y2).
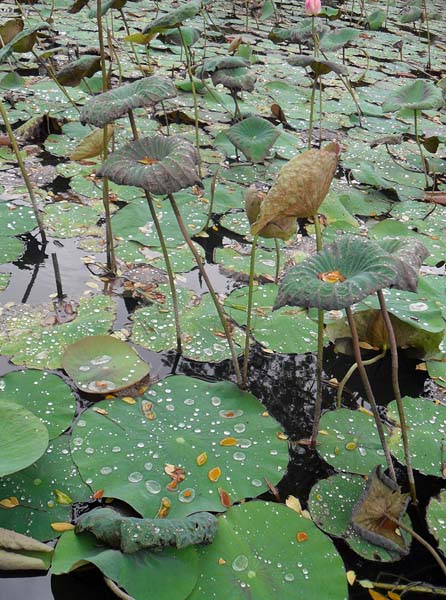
(345, 306, 397, 481)
(168, 194, 242, 386)
(377, 289, 417, 504)
(242, 234, 259, 388)
(337, 350, 386, 409)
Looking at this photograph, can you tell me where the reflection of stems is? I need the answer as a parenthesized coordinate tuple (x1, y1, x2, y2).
(337, 350, 386, 408)
(274, 239, 280, 284)
(0, 100, 47, 243)
(168, 193, 242, 386)
(414, 110, 429, 189)
(177, 26, 201, 176)
(422, 0, 431, 69)
(366, 581, 446, 596)
(242, 234, 259, 388)
(308, 76, 318, 149)
(385, 513, 446, 577)
(310, 214, 324, 446)
(204, 168, 219, 230)
(345, 306, 397, 481)
(377, 289, 417, 504)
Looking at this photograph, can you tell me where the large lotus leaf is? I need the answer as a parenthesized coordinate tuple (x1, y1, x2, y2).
(319, 27, 359, 51)
(97, 135, 200, 195)
(0, 436, 90, 541)
(211, 67, 256, 92)
(0, 528, 52, 571)
(0, 203, 39, 237)
(316, 408, 388, 475)
(0, 401, 49, 477)
(55, 55, 101, 87)
(196, 56, 251, 78)
(387, 397, 446, 477)
(274, 237, 400, 311)
(131, 286, 244, 362)
(288, 55, 348, 76)
(309, 473, 411, 562)
(268, 21, 328, 45)
(0, 23, 48, 62)
(426, 491, 446, 556)
(71, 375, 288, 518)
(76, 507, 217, 551)
(53, 530, 199, 600)
(189, 502, 347, 600)
(0, 370, 75, 440)
(142, 0, 202, 34)
(43, 201, 100, 238)
(160, 26, 201, 47)
(226, 117, 280, 163)
(62, 335, 149, 394)
(115, 239, 203, 271)
(382, 80, 444, 113)
(0, 295, 116, 370)
(80, 76, 177, 128)
(225, 284, 319, 354)
(111, 194, 207, 247)
(250, 142, 340, 234)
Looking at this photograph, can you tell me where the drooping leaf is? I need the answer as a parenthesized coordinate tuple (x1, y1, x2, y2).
(0, 401, 49, 477)
(159, 26, 201, 47)
(196, 56, 250, 78)
(0, 23, 48, 62)
(244, 183, 296, 240)
(226, 117, 280, 163)
(376, 238, 428, 292)
(76, 507, 218, 552)
(288, 55, 348, 76)
(142, 1, 202, 35)
(55, 55, 101, 87)
(0, 18, 24, 47)
(79, 76, 177, 128)
(97, 135, 200, 194)
(70, 124, 114, 161)
(382, 80, 444, 113)
(0, 528, 52, 571)
(211, 66, 256, 92)
(62, 335, 150, 394)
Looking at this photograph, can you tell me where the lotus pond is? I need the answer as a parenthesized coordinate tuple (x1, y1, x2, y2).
(1, 0, 446, 598)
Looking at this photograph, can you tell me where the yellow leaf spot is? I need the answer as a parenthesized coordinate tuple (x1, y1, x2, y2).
(358, 406, 373, 417)
(196, 452, 208, 466)
(93, 407, 108, 415)
(218, 488, 231, 508)
(318, 430, 329, 436)
(121, 396, 136, 405)
(0, 496, 19, 509)
(262, 411, 270, 417)
(219, 437, 238, 446)
(346, 570, 356, 586)
(137, 156, 159, 165)
(156, 497, 171, 518)
(105, 394, 115, 400)
(296, 532, 308, 542)
(318, 270, 346, 283)
(208, 467, 221, 482)
(54, 489, 73, 505)
(345, 442, 357, 451)
(276, 431, 288, 440)
(51, 522, 75, 532)
(218, 558, 226, 565)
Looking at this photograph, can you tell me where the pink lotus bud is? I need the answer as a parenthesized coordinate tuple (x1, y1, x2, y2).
(305, 0, 321, 16)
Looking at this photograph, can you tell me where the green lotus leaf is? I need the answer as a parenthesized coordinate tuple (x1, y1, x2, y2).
(195, 56, 251, 78)
(142, 0, 202, 35)
(351, 466, 410, 556)
(426, 491, 446, 555)
(71, 375, 288, 518)
(62, 335, 150, 394)
(268, 21, 328, 45)
(274, 237, 400, 311)
(382, 80, 444, 113)
(0, 528, 52, 571)
(0, 401, 49, 477)
(309, 473, 411, 562)
(367, 9, 386, 30)
(319, 27, 359, 52)
(288, 55, 348, 76)
(159, 26, 201, 47)
(76, 507, 217, 552)
(400, 7, 423, 23)
(226, 117, 280, 163)
(244, 183, 296, 240)
(211, 67, 256, 92)
(79, 76, 177, 128)
(190, 502, 348, 600)
(55, 55, 101, 87)
(96, 135, 200, 195)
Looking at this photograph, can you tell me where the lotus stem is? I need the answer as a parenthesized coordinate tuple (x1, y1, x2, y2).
(0, 100, 47, 244)
(384, 0, 390, 28)
(119, 8, 145, 77)
(310, 213, 324, 446)
(104, 577, 134, 600)
(311, 16, 319, 58)
(127, 109, 138, 140)
(336, 349, 386, 409)
(231, 90, 242, 122)
(345, 306, 397, 482)
(51, 253, 65, 300)
(319, 76, 323, 147)
(168, 193, 242, 386)
(204, 168, 219, 230)
(384, 513, 446, 577)
(308, 76, 318, 149)
(274, 238, 280, 284)
(177, 26, 201, 177)
(422, 0, 431, 69)
(377, 289, 417, 504)
(414, 109, 429, 189)
(242, 234, 259, 389)
(364, 582, 446, 596)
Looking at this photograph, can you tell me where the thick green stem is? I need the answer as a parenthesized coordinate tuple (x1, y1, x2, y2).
(0, 101, 46, 243)
(337, 350, 386, 409)
(414, 110, 429, 189)
(177, 26, 201, 176)
(168, 194, 242, 386)
(274, 238, 280, 284)
(345, 306, 397, 482)
(242, 234, 259, 388)
(308, 76, 318, 149)
(377, 289, 417, 504)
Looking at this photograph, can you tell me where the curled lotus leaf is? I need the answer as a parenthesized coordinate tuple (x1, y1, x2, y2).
(55, 55, 101, 87)
(211, 67, 256, 92)
(351, 466, 410, 557)
(382, 79, 444, 113)
(159, 26, 201, 47)
(288, 55, 348, 76)
(226, 116, 280, 163)
(80, 76, 177, 128)
(76, 507, 217, 553)
(195, 56, 251, 78)
(96, 135, 201, 195)
(268, 21, 328, 45)
(245, 183, 296, 240)
(377, 238, 428, 292)
(273, 237, 401, 311)
(142, 0, 202, 35)
(250, 142, 340, 235)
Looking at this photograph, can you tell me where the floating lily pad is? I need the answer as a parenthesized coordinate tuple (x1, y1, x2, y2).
(53, 529, 199, 600)
(0, 436, 91, 541)
(0, 203, 38, 237)
(0, 237, 24, 264)
(225, 284, 319, 354)
(115, 239, 203, 270)
(71, 376, 288, 518)
(0, 401, 49, 478)
(190, 501, 348, 600)
(426, 491, 446, 556)
(316, 408, 387, 475)
(63, 335, 150, 394)
(215, 246, 283, 281)
(226, 117, 280, 163)
(0, 370, 75, 439)
(43, 201, 100, 238)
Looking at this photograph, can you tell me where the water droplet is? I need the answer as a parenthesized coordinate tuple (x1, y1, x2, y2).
(211, 396, 221, 407)
(144, 462, 153, 471)
(33, 478, 42, 486)
(128, 472, 143, 483)
(145, 480, 161, 494)
(77, 420, 87, 428)
(100, 466, 112, 475)
(409, 302, 428, 312)
(90, 355, 112, 365)
(112, 446, 121, 453)
(234, 423, 246, 433)
(232, 554, 249, 572)
(179, 488, 196, 503)
(219, 409, 243, 419)
(238, 439, 252, 449)
(184, 398, 195, 405)
(79, 365, 91, 372)
(251, 479, 262, 487)
(284, 573, 295, 582)
(85, 447, 94, 455)
(233, 452, 246, 461)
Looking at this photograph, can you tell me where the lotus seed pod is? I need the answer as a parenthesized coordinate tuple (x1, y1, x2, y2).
(245, 183, 296, 240)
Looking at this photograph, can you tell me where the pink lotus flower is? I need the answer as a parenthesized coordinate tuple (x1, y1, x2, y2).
(305, 0, 321, 15)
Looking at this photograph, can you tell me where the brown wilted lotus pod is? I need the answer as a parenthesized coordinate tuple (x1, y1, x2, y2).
(245, 183, 296, 241)
(250, 141, 340, 236)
